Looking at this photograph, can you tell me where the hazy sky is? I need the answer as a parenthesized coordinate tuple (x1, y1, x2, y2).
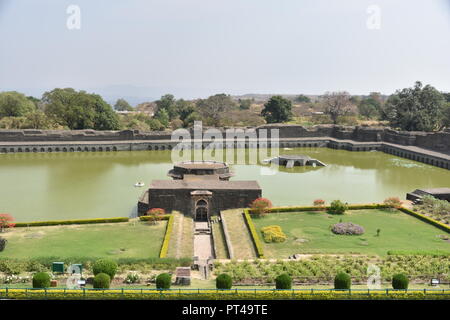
(0, 0, 449, 100)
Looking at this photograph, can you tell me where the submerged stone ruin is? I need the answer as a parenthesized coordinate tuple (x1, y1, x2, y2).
(265, 155, 326, 168)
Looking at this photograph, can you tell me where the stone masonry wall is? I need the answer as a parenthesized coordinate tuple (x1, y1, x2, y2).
(0, 125, 449, 154)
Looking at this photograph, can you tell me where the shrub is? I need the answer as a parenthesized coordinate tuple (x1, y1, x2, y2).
(313, 199, 326, 207)
(0, 213, 15, 232)
(216, 274, 232, 289)
(156, 273, 172, 289)
(392, 273, 409, 290)
(92, 259, 118, 279)
(331, 222, 365, 235)
(384, 197, 402, 209)
(329, 200, 348, 215)
(275, 274, 292, 289)
(334, 272, 351, 289)
(261, 225, 287, 243)
(250, 198, 273, 216)
(125, 273, 140, 284)
(93, 273, 111, 289)
(147, 208, 165, 216)
(0, 237, 7, 252)
(32, 272, 51, 288)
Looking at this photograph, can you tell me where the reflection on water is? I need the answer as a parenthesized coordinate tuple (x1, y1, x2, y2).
(0, 148, 449, 222)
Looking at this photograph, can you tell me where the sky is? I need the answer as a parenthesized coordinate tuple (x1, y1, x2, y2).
(0, 0, 449, 102)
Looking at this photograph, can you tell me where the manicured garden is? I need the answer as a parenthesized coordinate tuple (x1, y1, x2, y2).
(0, 220, 167, 260)
(250, 209, 450, 257)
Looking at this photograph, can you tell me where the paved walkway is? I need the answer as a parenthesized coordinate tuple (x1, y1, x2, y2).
(194, 234, 213, 260)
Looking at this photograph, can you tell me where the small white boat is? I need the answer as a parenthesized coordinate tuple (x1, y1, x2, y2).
(283, 147, 293, 150)
(134, 182, 145, 187)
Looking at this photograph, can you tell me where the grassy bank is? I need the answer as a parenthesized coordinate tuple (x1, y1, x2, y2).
(0, 220, 167, 260)
(250, 209, 450, 257)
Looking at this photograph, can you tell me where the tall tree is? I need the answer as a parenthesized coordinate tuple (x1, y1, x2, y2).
(196, 93, 236, 126)
(238, 98, 253, 110)
(42, 88, 120, 130)
(114, 98, 134, 111)
(296, 94, 311, 103)
(384, 81, 446, 131)
(155, 94, 178, 120)
(261, 96, 293, 123)
(358, 94, 382, 119)
(0, 91, 35, 117)
(321, 92, 356, 124)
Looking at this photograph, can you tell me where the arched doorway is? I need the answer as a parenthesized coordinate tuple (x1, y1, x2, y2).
(195, 199, 208, 221)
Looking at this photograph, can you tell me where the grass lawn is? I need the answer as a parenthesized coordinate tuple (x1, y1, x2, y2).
(251, 209, 450, 257)
(212, 222, 228, 259)
(222, 209, 256, 259)
(0, 220, 167, 260)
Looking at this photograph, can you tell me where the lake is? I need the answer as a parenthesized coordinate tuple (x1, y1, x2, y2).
(1, 148, 449, 222)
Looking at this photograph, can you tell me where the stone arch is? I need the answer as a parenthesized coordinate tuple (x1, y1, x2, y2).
(32, 148, 37, 152)
(98, 147, 103, 152)
(91, 147, 96, 152)
(1, 148, 6, 153)
(25, 148, 30, 152)
(154, 146, 159, 151)
(84, 147, 89, 152)
(40, 148, 45, 152)
(112, 146, 117, 151)
(148, 145, 153, 150)
(195, 199, 208, 222)
(106, 147, 110, 152)
(48, 148, 53, 152)
(10, 148, 14, 152)
(77, 147, 82, 152)
(55, 147, 60, 152)
(160, 145, 166, 151)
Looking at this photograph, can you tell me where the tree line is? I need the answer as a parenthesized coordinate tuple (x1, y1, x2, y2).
(0, 81, 449, 132)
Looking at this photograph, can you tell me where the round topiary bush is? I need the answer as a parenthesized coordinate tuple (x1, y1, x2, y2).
(92, 259, 118, 279)
(32, 272, 51, 288)
(275, 274, 292, 289)
(334, 272, 351, 289)
(93, 273, 111, 289)
(331, 222, 365, 235)
(329, 200, 348, 215)
(216, 274, 232, 289)
(392, 273, 409, 290)
(156, 273, 172, 289)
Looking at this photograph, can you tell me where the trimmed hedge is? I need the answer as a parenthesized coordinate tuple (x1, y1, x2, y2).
(14, 217, 129, 228)
(243, 210, 265, 258)
(216, 274, 233, 289)
(392, 274, 409, 290)
(275, 274, 292, 289)
(247, 204, 391, 214)
(156, 273, 172, 289)
(32, 272, 51, 288)
(159, 215, 175, 258)
(1, 289, 450, 300)
(398, 207, 450, 234)
(334, 273, 351, 289)
(139, 214, 171, 222)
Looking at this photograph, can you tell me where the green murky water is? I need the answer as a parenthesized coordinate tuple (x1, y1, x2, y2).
(1, 148, 449, 222)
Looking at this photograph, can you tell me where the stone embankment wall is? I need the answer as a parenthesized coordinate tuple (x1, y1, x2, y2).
(0, 125, 449, 170)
